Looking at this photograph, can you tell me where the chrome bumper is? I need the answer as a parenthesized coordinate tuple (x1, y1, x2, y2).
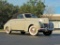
(39, 27, 54, 32)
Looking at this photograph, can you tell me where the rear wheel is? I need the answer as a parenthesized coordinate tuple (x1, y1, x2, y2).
(43, 31, 52, 36)
(5, 27, 11, 34)
(29, 26, 38, 36)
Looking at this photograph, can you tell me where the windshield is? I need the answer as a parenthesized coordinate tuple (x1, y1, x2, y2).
(25, 14, 38, 18)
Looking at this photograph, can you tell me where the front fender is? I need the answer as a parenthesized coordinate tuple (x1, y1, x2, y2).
(25, 21, 41, 32)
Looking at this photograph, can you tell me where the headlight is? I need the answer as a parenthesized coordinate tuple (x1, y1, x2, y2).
(39, 19, 43, 23)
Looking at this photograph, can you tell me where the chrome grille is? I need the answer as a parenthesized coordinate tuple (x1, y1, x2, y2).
(44, 24, 48, 28)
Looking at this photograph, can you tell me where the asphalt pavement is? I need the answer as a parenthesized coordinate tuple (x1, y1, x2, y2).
(0, 30, 60, 45)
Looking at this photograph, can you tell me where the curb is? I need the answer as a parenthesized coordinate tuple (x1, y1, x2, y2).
(53, 30, 60, 34)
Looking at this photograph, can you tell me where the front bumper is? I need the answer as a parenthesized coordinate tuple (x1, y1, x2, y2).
(38, 27, 54, 32)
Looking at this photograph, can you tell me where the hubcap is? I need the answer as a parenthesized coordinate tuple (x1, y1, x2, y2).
(30, 27, 36, 33)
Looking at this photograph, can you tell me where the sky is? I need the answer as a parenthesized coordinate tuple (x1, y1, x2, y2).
(7, 0, 60, 14)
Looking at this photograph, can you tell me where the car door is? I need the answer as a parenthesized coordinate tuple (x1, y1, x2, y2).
(12, 14, 25, 30)
(15, 14, 25, 30)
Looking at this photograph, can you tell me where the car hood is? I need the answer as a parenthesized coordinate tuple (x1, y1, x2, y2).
(26, 18, 49, 23)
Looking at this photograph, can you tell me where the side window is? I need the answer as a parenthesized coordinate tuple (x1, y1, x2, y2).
(25, 14, 31, 18)
(17, 14, 24, 19)
(31, 14, 38, 18)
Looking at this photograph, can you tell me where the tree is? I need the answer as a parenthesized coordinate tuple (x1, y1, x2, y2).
(0, 0, 19, 20)
(44, 6, 55, 15)
(19, 0, 45, 17)
(0, 0, 19, 28)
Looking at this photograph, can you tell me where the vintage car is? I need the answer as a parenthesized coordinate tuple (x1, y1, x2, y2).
(4, 13, 54, 36)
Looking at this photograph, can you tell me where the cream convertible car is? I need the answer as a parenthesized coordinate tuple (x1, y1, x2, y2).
(4, 13, 54, 36)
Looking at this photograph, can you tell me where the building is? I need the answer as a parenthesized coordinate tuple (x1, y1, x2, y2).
(41, 14, 60, 30)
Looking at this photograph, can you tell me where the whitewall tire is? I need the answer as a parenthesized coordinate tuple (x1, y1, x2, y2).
(29, 26, 38, 36)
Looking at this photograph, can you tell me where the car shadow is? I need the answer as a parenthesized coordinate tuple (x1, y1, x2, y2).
(8, 32, 60, 37)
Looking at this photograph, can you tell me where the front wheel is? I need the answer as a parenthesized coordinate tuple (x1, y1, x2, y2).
(43, 31, 52, 36)
(29, 26, 38, 36)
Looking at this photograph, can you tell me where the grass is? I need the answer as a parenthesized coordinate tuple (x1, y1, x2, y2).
(0, 29, 4, 32)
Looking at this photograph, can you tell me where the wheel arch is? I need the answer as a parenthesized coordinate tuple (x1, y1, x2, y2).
(4, 25, 11, 31)
(28, 24, 34, 32)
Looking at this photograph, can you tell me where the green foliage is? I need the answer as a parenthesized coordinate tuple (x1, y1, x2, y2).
(0, 0, 19, 28)
(19, 0, 45, 17)
(0, 1, 19, 22)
